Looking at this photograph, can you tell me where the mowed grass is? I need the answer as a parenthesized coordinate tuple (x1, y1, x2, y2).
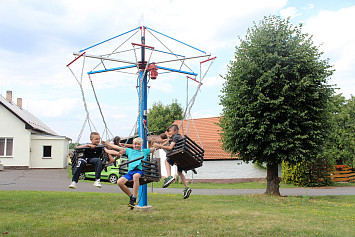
(151, 180, 298, 189)
(153, 180, 355, 189)
(86, 177, 355, 189)
(1, 191, 354, 236)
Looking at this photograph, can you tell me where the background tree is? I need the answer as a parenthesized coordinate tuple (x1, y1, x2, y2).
(147, 100, 183, 134)
(69, 142, 80, 149)
(323, 94, 355, 166)
(219, 16, 334, 195)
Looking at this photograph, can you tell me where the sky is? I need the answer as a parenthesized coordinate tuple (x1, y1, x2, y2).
(0, 0, 354, 143)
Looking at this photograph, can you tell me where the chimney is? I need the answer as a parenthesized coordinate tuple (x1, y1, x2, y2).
(17, 98, 23, 109)
(6, 90, 12, 103)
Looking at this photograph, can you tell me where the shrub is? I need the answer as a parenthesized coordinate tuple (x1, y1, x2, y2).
(282, 159, 332, 187)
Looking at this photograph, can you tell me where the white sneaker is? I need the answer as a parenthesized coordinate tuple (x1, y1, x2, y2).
(69, 181, 77, 189)
(93, 180, 102, 188)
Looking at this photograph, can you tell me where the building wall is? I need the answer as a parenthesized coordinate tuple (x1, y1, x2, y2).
(184, 160, 268, 180)
(30, 134, 70, 168)
(0, 106, 31, 167)
(155, 149, 281, 180)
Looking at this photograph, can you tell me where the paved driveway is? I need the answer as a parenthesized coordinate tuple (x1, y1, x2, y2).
(1, 169, 354, 196)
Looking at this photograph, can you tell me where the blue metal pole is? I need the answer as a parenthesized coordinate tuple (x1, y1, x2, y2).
(87, 65, 136, 75)
(146, 26, 206, 54)
(156, 66, 198, 76)
(79, 27, 140, 52)
(138, 34, 148, 207)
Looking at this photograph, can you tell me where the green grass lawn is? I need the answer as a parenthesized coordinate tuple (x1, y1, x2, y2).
(153, 180, 355, 189)
(86, 177, 355, 189)
(1, 191, 354, 236)
(151, 179, 299, 189)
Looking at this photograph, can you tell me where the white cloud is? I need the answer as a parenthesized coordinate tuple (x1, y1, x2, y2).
(304, 6, 355, 98)
(191, 110, 218, 119)
(202, 76, 224, 87)
(25, 98, 80, 118)
(280, 7, 301, 19)
(302, 3, 314, 10)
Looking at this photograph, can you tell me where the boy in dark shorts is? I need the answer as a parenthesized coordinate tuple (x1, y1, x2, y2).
(103, 137, 156, 209)
(154, 124, 192, 199)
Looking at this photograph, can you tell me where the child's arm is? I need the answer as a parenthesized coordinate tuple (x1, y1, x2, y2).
(102, 141, 125, 153)
(104, 148, 122, 156)
(154, 142, 176, 151)
(161, 139, 169, 146)
(76, 143, 96, 149)
(119, 143, 133, 148)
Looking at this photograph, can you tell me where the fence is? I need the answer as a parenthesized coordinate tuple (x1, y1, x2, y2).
(330, 165, 355, 183)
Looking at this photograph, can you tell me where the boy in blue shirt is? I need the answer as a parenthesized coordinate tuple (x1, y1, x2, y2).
(104, 137, 156, 208)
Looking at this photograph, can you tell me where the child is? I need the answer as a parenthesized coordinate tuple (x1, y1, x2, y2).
(105, 136, 134, 166)
(113, 136, 134, 148)
(69, 132, 121, 189)
(103, 137, 156, 209)
(150, 132, 169, 144)
(153, 124, 192, 199)
(105, 136, 124, 165)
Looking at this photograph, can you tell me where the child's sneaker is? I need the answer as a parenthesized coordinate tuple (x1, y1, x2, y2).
(93, 180, 102, 188)
(69, 181, 77, 189)
(128, 196, 137, 209)
(162, 176, 175, 188)
(183, 187, 192, 199)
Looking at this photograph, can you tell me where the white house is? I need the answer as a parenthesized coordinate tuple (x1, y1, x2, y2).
(0, 91, 71, 169)
(154, 117, 281, 182)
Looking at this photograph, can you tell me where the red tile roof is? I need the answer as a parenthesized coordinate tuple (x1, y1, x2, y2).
(173, 117, 238, 160)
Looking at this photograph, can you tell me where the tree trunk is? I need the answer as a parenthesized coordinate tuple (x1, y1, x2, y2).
(264, 163, 281, 196)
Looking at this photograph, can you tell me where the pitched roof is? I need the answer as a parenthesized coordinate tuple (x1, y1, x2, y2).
(0, 95, 57, 135)
(173, 117, 238, 160)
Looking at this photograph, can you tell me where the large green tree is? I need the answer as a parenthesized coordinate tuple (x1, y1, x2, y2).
(219, 16, 334, 195)
(147, 100, 183, 134)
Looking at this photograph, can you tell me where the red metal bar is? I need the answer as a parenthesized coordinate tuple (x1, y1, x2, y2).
(140, 26, 146, 38)
(132, 43, 154, 49)
(187, 76, 203, 85)
(200, 56, 216, 64)
(136, 85, 151, 88)
(66, 52, 86, 67)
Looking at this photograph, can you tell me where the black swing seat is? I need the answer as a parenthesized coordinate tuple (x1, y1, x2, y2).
(70, 145, 110, 174)
(166, 135, 204, 171)
(119, 156, 160, 188)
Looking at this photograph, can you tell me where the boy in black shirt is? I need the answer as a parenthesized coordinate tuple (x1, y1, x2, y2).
(69, 132, 121, 189)
(154, 124, 192, 199)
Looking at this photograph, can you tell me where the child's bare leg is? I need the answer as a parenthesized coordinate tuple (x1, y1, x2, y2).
(132, 173, 141, 197)
(117, 177, 132, 197)
(107, 154, 115, 164)
(178, 171, 188, 188)
(165, 160, 172, 177)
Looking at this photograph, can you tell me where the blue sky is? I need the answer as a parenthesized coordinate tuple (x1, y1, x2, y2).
(0, 0, 354, 143)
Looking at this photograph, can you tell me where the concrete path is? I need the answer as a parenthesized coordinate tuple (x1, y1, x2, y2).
(1, 169, 354, 196)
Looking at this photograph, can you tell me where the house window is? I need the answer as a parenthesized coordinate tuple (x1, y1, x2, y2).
(0, 138, 13, 157)
(43, 145, 52, 159)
